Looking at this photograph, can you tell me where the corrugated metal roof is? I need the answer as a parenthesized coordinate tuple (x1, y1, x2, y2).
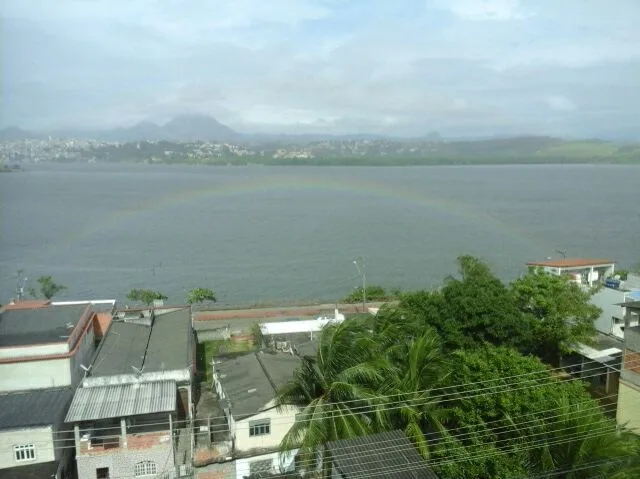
(65, 380, 176, 423)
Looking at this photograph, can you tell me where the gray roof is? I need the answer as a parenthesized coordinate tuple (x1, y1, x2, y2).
(89, 308, 191, 377)
(590, 288, 626, 335)
(326, 430, 439, 479)
(0, 304, 89, 346)
(0, 388, 73, 429)
(620, 300, 640, 309)
(65, 380, 176, 422)
(214, 352, 300, 420)
(0, 460, 59, 479)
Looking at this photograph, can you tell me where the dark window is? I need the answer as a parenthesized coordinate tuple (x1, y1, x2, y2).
(248, 419, 271, 437)
(97, 467, 110, 478)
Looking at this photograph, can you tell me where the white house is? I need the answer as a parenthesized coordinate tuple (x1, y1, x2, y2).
(66, 306, 195, 479)
(0, 300, 115, 392)
(526, 258, 615, 287)
(0, 388, 74, 479)
(212, 352, 301, 479)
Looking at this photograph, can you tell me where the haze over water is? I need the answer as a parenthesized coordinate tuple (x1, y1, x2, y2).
(1, 164, 637, 306)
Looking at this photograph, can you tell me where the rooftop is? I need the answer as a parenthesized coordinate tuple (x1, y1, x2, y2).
(0, 460, 59, 479)
(0, 388, 73, 429)
(619, 300, 640, 309)
(89, 307, 191, 378)
(526, 258, 615, 268)
(65, 380, 176, 422)
(214, 352, 300, 420)
(0, 303, 90, 347)
(326, 430, 439, 479)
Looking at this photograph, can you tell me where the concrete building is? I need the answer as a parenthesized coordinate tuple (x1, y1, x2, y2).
(211, 352, 301, 479)
(0, 300, 114, 392)
(66, 306, 195, 479)
(0, 388, 74, 479)
(325, 430, 439, 479)
(526, 258, 615, 287)
(616, 311, 640, 431)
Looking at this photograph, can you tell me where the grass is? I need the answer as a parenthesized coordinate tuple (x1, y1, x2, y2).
(197, 339, 256, 385)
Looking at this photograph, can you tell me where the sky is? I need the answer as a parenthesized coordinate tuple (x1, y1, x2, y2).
(2, 0, 640, 138)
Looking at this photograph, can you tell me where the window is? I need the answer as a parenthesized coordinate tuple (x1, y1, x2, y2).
(14, 444, 36, 462)
(249, 459, 273, 475)
(248, 419, 271, 437)
(134, 461, 157, 477)
(96, 467, 110, 479)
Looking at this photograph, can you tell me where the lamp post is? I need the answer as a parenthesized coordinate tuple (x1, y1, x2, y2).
(353, 259, 366, 312)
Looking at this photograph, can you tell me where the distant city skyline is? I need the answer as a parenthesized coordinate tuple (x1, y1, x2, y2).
(3, 0, 640, 138)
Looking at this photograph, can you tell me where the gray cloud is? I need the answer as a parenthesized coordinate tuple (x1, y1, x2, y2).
(2, 0, 640, 138)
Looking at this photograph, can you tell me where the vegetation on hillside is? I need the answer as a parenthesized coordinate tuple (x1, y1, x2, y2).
(342, 285, 399, 304)
(275, 256, 640, 478)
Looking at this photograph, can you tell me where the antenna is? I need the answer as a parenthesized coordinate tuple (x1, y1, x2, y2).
(15, 270, 28, 302)
(131, 365, 144, 377)
(80, 364, 91, 372)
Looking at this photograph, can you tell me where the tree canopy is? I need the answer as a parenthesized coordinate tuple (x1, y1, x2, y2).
(273, 254, 637, 478)
(186, 287, 217, 304)
(126, 288, 168, 305)
(29, 275, 67, 300)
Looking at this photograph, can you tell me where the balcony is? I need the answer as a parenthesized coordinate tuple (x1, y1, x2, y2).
(80, 430, 172, 455)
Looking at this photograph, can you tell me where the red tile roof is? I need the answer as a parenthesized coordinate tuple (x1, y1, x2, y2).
(2, 300, 51, 310)
(527, 258, 615, 268)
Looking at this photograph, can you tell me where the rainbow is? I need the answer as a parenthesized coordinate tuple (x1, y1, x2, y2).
(60, 172, 545, 251)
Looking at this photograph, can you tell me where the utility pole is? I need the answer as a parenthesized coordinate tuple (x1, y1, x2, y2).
(353, 259, 366, 312)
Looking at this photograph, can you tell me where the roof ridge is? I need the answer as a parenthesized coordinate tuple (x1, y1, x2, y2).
(254, 352, 279, 393)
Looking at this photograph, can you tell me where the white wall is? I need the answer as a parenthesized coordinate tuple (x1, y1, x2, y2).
(0, 342, 69, 360)
(235, 449, 298, 479)
(233, 405, 298, 453)
(0, 357, 72, 392)
(617, 381, 640, 432)
(0, 426, 55, 469)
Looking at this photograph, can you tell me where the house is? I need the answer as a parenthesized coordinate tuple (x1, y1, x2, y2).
(526, 258, 615, 287)
(212, 352, 301, 479)
(616, 319, 640, 432)
(65, 306, 195, 479)
(325, 430, 439, 479)
(0, 300, 114, 392)
(0, 388, 74, 479)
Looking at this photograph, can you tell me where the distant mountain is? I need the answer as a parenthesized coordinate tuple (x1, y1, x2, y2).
(0, 126, 36, 141)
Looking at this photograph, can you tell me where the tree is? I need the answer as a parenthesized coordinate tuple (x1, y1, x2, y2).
(275, 319, 389, 469)
(29, 276, 67, 300)
(126, 289, 168, 305)
(376, 329, 449, 459)
(526, 396, 640, 479)
(342, 285, 396, 304)
(186, 287, 217, 305)
(511, 268, 600, 365)
(397, 256, 533, 351)
(428, 344, 634, 479)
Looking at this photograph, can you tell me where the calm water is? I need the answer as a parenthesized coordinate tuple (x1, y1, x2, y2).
(1, 164, 638, 306)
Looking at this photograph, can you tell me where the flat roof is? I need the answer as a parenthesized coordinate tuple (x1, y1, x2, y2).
(527, 259, 615, 268)
(214, 352, 300, 419)
(326, 430, 439, 479)
(0, 304, 90, 347)
(89, 308, 191, 377)
(65, 380, 176, 422)
(0, 388, 73, 429)
(619, 300, 640, 309)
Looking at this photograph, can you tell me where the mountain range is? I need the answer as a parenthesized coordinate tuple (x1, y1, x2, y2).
(0, 115, 441, 143)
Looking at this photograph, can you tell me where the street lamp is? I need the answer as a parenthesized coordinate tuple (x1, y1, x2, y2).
(353, 259, 366, 312)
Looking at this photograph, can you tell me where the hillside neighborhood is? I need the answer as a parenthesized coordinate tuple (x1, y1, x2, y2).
(1, 258, 640, 478)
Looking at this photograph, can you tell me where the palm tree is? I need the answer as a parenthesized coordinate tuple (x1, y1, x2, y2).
(526, 396, 640, 478)
(377, 328, 449, 459)
(275, 319, 389, 469)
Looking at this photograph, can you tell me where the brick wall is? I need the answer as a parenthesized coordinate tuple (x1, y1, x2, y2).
(76, 442, 174, 479)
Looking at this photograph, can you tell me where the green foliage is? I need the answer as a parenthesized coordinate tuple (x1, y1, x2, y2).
(126, 288, 168, 305)
(31, 276, 67, 300)
(511, 268, 599, 365)
(186, 287, 217, 304)
(342, 285, 396, 303)
(398, 256, 533, 351)
(272, 255, 638, 478)
(616, 270, 629, 280)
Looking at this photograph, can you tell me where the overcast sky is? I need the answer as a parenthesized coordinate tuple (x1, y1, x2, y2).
(2, 0, 640, 137)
